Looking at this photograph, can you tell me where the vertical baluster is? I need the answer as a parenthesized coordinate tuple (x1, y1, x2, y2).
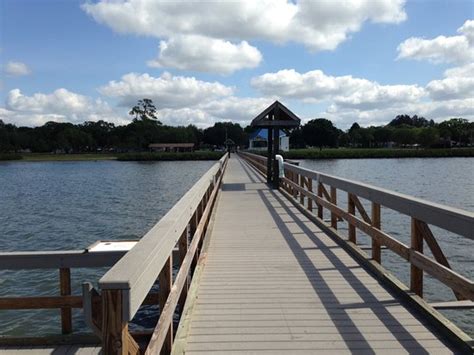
(371, 202, 381, 263)
(293, 173, 298, 199)
(299, 175, 305, 205)
(59, 268, 72, 334)
(307, 178, 313, 212)
(410, 218, 423, 297)
(330, 187, 337, 229)
(158, 255, 173, 353)
(317, 183, 323, 219)
(348, 193, 356, 243)
(178, 226, 189, 313)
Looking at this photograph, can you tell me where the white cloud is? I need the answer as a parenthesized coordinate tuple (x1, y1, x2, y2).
(251, 69, 425, 109)
(2, 88, 125, 127)
(99, 72, 233, 108)
(148, 35, 262, 75)
(397, 19, 474, 64)
(4, 61, 31, 76)
(82, 0, 406, 72)
(426, 63, 474, 101)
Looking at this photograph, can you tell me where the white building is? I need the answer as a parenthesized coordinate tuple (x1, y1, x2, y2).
(248, 129, 289, 152)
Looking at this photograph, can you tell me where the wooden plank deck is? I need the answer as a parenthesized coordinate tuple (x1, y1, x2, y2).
(174, 156, 458, 355)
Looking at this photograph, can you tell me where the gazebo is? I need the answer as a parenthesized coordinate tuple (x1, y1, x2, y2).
(250, 101, 300, 188)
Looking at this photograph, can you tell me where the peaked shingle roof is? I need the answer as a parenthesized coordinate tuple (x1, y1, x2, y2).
(250, 101, 300, 128)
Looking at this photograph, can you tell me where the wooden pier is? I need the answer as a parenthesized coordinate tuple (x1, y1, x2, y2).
(1, 153, 473, 354)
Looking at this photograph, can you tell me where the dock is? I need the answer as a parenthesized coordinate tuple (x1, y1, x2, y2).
(1, 153, 473, 354)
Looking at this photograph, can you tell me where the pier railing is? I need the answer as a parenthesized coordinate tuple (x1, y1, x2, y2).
(239, 151, 473, 307)
(0, 249, 126, 340)
(96, 154, 228, 354)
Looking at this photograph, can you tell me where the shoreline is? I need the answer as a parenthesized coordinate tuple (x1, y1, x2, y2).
(1, 148, 473, 162)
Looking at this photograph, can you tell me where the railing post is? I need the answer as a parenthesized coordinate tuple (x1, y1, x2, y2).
(317, 183, 323, 219)
(102, 290, 139, 355)
(158, 255, 173, 354)
(411, 218, 423, 297)
(293, 173, 298, 199)
(371, 202, 381, 263)
(59, 267, 72, 334)
(307, 178, 313, 212)
(190, 210, 199, 273)
(178, 226, 189, 313)
(330, 187, 337, 229)
(299, 175, 305, 205)
(348, 193, 356, 243)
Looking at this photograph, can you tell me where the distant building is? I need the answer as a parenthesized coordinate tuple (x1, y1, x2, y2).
(148, 143, 194, 152)
(248, 129, 289, 152)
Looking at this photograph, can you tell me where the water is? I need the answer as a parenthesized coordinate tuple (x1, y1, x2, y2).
(0, 160, 215, 336)
(299, 158, 474, 336)
(0, 158, 473, 337)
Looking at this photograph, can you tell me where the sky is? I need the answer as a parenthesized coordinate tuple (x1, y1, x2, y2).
(0, 0, 473, 129)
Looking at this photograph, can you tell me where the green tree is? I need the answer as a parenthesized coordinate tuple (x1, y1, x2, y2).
(129, 98, 161, 123)
(418, 127, 439, 147)
(302, 118, 338, 150)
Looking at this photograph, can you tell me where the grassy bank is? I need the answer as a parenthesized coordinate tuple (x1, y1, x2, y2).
(249, 148, 474, 159)
(0, 153, 23, 161)
(19, 153, 118, 161)
(117, 151, 225, 161)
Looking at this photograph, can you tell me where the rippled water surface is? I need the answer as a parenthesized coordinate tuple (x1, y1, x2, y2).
(299, 158, 473, 336)
(0, 160, 215, 336)
(0, 158, 473, 337)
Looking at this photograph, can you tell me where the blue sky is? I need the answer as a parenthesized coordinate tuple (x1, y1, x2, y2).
(1, 0, 473, 128)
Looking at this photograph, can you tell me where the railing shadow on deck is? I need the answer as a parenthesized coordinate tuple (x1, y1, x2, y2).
(239, 151, 473, 352)
(258, 189, 433, 354)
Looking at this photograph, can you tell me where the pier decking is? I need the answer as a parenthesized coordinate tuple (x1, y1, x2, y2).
(173, 156, 457, 354)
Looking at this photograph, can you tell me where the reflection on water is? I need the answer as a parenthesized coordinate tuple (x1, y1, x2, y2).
(0, 160, 215, 336)
(299, 157, 473, 336)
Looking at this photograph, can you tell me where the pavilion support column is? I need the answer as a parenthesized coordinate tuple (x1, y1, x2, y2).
(267, 125, 273, 183)
(272, 127, 280, 189)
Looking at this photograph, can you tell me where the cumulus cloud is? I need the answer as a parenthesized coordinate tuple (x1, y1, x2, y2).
(397, 19, 474, 64)
(82, 0, 406, 72)
(4, 61, 31, 76)
(426, 63, 474, 101)
(99, 72, 233, 108)
(251, 69, 425, 109)
(2, 88, 125, 127)
(148, 35, 262, 75)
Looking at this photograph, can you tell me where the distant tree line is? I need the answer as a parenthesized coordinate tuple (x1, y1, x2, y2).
(290, 116, 473, 150)
(0, 113, 472, 153)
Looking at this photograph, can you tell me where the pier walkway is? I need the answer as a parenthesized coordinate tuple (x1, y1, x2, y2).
(1, 153, 472, 354)
(173, 156, 456, 354)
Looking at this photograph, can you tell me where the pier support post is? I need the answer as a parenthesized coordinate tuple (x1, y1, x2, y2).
(330, 187, 337, 229)
(411, 218, 424, 297)
(272, 126, 280, 189)
(372, 203, 381, 263)
(348, 194, 356, 243)
(102, 290, 139, 355)
(158, 256, 173, 354)
(59, 267, 72, 334)
(267, 127, 273, 183)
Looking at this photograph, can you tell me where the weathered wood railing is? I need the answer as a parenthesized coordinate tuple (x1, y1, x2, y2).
(92, 154, 228, 354)
(239, 151, 474, 322)
(0, 249, 126, 339)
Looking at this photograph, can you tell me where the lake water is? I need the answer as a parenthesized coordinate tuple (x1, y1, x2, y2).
(0, 158, 472, 337)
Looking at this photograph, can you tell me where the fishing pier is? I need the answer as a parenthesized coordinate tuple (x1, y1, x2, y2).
(0, 102, 473, 354)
